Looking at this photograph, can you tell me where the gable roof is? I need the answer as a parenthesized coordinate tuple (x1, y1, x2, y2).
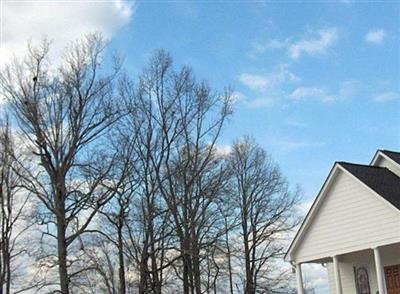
(338, 162, 400, 211)
(381, 150, 400, 165)
(371, 149, 400, 167)
(285, 151, 400, 262)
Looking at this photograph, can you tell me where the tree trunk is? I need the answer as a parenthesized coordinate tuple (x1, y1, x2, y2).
(181, 239, 191, 294)
(0, 187, 7, 294)
(55, 178, 69, 294)
(5, 241, 10, 294)
(138, 241, 149, 294)
(192, 240, 201, 294)
(244, 237, 253, 293)
(225, 226, 234, 294)
(117, 222, 126, 294)
(150, 240, 160, 293)
(242, 218, 254, 294)
(56, 215, 69, 294)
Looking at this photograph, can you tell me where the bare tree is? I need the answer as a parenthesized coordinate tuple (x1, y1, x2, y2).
(123, 103, 173, 294)
(0, 118, 31, 294)
(220, 202, 239, 294)
(98, 134, 138, 294)
(134, 51, 233, 294)
(86, 77, 176, 294)
(86, 128, 142, 294)
(0, 34, 122, 294)
(118, 57, 183, 293)
(0, 35, 302, 293)
(228, 137, 300, 294)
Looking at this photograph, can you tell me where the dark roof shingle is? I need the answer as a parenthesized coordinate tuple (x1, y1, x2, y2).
(338, 162, 400, 211)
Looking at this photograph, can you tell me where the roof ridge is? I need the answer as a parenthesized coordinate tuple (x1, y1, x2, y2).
(337, 161, 389, 170)
(338, 161, 400, 181)
(381, 149, 400, 154)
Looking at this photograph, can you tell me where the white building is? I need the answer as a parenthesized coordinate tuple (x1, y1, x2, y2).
(285, 150, 400, 294)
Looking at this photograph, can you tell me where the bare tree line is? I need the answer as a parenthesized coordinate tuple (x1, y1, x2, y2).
(0, 34, 299, 294)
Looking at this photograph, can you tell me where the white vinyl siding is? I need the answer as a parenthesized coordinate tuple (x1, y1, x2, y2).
(293, 169, 400, 263)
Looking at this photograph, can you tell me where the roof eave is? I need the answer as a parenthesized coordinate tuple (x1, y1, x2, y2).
(284, 162, 341, 262)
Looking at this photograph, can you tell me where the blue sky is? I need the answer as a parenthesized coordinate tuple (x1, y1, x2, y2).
(3, 0, 399, 202)
(110, 4, 399, 291)
(108, 1, 400, 202)
(2, 1, 399, 292)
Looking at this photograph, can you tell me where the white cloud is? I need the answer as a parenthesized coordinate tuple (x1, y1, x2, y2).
(238, 73, 270, 90)
(337, 80, 360, 99)
(239, 64, 299, 91)
(297, 199, 314, 216)
(237, 65, 299, 108)
(239, 71, 361, 107)
(233, 92, 275, 109)
(286, 117, 308, 128)
(231, 91, 247, 103)
(302, 263, 330, 293)
(365, 29, 387, 45)
(244, 97, 275, 108)
(373, 91, 399, 102)
(249, 39, 289, 58)
(338, 0, 353, 4)
(288, 80, 400, 106)
(290, 87, 334, 103)
(288, 28, 339, 59)
(238, 75, 362, 108)
(254, 28, 339, 60)
(266, 39, 288, 49)
(269, 137, 325, 153)
(1, 0, 134, 65)
(215, 144, 232, 156)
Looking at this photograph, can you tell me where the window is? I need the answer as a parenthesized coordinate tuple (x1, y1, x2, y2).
(354, 266, 371, 294)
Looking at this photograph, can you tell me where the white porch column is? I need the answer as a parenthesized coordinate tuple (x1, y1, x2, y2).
(333, 255, 343, 294)
(374, 247, 387, 294)
(295, 263, 305, 294)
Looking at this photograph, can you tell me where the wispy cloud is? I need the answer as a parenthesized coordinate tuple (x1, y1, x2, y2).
(237, 65, 299, 108)
(244, 97, 275, 108)
(289, 80, 360, 104)
(232, 91, 275, 109)
(288, 28, 339, 59)
(238, 64, 299, 91)
(250, 39, 288, 57)
(214, 144, 232, 156)
(239, 78, 358, 107)
(298, 199, 314, 215)
(269, 137, 324, 153)
(231, 91, 247, 104)
(238, 74, 270, 91)
(373, 91, 399, 102)
(365, 29, 387, 45)
(337, 80, 360, 99)
(302, 263, 330, 293)
(1, 0, 134, 65)
(290, 87, 334, 103)
(266, 39, 288, 49)
(338, 0, 353, 4)
(252, 28, 339, 60)
(286, 117, 308, 128)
